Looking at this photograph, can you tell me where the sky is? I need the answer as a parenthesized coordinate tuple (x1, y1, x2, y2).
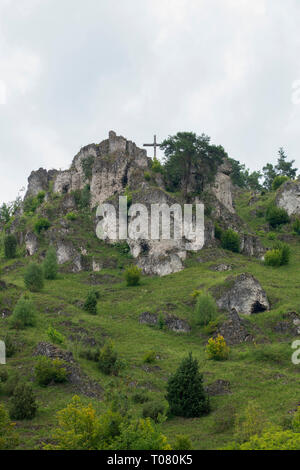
(1, 0, 300, 203)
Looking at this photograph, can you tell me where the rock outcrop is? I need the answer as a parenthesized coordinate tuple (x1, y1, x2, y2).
(212, 273, 270, 315)
(276, 179, 300, 216)
(216, 308, 253, 344)
(211, 160, 235, 213)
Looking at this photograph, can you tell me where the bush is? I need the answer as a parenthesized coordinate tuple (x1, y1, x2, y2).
(98, 341, 120, 375)
(275, 241, 291, 265)
(221, 229, 240, 253)
(0, 369, 8, 384)
(238, 426, 300, 450)
(35, 357, 68, 386)
(213, 404, 236, 433)
(157, 313, 165, 330)
(24, 263, 44, 292)
(206, 334, 230, 361)
(10, 296, 36, 329)
(125, 265, 142, 286)
(272, 175, 289, 191)
(9, 383, 37, 420)
(293, 218, 300, 235)
(34, 217, 51, 234)
(142, 402, 165, 423)
(193, 293, 218, 327)
(264, 242, 291, 267)
(2, 334, 17, 357)
(214, 223, 223, 240)
(292, 406, 300, 432)
(132, 390, 150, 404)
(0, 404, 19, 449)
(79, 347, 100, 362)
(151, 157, 164, 173)
(43, 246, 58, 280)
(143, 351, 156, 364)
(65, 212, 77, 221)
(83, 290, 98, 315)
(173, 435, 193, 450)
(47, 326, 65, 345)
(266, 206, 289, 228)
(264, 249, 282, 267)
(234, 401, 267, 443)
(144, 171, 151, 181)
(4, 234, 17, 259)
(23, 195, 40, 214)
(166, 352, 210, 418)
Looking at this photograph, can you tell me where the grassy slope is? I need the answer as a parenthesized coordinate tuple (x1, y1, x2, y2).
(0, 192, 300, 449)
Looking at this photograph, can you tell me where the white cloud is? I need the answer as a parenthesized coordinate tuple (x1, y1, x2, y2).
(0, 80, 7, 104)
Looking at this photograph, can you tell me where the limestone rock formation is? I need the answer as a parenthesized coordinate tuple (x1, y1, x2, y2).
(216, 308, 253, 344)
(213, 273, 270, 315)
(276, 179, 300, 216)
(211, 159, 235, 213)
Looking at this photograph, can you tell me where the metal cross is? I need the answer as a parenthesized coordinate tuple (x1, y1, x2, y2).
(143, 134, 161, 158)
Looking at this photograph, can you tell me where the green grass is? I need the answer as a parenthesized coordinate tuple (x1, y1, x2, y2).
(0, 191, 300, 449)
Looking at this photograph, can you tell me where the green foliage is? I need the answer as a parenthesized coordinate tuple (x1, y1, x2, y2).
(266, 205, 289, 228)
(43, 246, 58, 280)
(65, 211, 77, 221)
(81, 155, 95, 181)
(4, 234, 17, 259)
(238, 426, 300, 450)
(262, 163, 277, 190)
(173, 435, 193, 450)
(293, 218, 300, 235)
(9, 383, 38, 420)
(73, 185, 91, 209)
(292, 407, 300, 432)
(132, 390, 150, 404)
(143, 351, 156, 364)
(151, 157, 164, 174)
(47, 326, 65, 345)
(214, 223, 223, 240)
(98, 341, 120, 375)
(166, 352, 210, 418)
(272, 175, 289, 191)
(274, 241, 291, 265)
(234, 401, 267, 443)
(213, 404, 236, 433)
(35, 357, 68, 386)
(83, 290, 98, 315)
(221, 229, 240, 252)
(23, 195, 40, 214)
(144, 171, 151, 181)
(264, 249, 282, 267)
(79, 346, 101, 362)
(193, 292, 218, 326)
(125, 265, 142, 286)
(161, 132, 226, 196)
(0, 369, 8, 385)
(34, 217, 51, 234)
(113, 241, 131, 256)
(0, 404, 19, 449)
(276, 147, 298, 180)
(142, 401, 165, 423)
(10, 296, 36, 329)
(228, 158, 262, 190)
(24, 263, 44, 292)
(264, 242, 291, 267)
(157, 312, 165, 330)
(206, 334, 230, 361)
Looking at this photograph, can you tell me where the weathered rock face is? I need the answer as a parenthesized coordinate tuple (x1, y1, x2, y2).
(240, 233, 265, 258)
(213, 273, 270, 315)
(25, 168, 58, 199)
(216, 308, 253, 344)
(25, 232, 38, 256)
(211, 160, 235, 213)
(139, 311, 191, 333)
(276, 179, 300, 216)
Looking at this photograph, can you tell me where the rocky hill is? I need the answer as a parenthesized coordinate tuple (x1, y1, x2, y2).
(0, 131, 300, 450)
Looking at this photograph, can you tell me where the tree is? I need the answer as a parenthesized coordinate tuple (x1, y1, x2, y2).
(161, 132, 226, 197)
(4, 234, 17, 259)
(10, 295, 36, 329)
(275, 147, 297, 179)
(166, 352, 210, 418)
(9, 383, 38, 420)
(24, 263, 44, 292)
(43, 247, 58, 280)
(83, 290, 98, 314)
(262, 163, 277, 190)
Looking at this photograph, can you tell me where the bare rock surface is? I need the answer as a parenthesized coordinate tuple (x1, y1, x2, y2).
(139, 312, 191, 333)
(276, 179, 300, 216)
(216, 308, 253, 345)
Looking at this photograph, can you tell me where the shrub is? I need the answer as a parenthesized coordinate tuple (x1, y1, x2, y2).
(234, 401, 267, 443)
(0, 369, 8, 384)
(157, 313, 165, 330)
(81, 184, 91, 208)
(213, 404, 236, 433)
(142, 401, 165, 423)
(166, 352, 210, 418)
(266, 205, 289, 228)
(144, 171, 151, 181)
(151, 157, 163, 173)
(272, 175, 289, 190)
(264, 249, 282, 267)
(125, 265, 142, 286)
(2, 334, 17, 357)
(9, 383, 38, 420)
(292, 406, 300, 432)
(43, 246, 58, 280)
(83, 290, 98, 315)
(238, 426, 300, 450)
(173, 435, 193, 450)
(98, 341, 120, 375)
(24, 263, 44, 292)
(65, 212, 77, 221)
(293, 218, 300, 235)
(79, 347, 101, 362)
(81, 155, 95, 181)
(35, 357, 68, 386)
(23, 195, 40, 214)
(193, 293, 218, 327)
(214, 223, 223, 240)
(10, 296, 36, 329)
(143, 351, 156, 364)
(267, 232, 276, 240)
(4, 234, 17, 259)
(132, 390, 150, 404)
(47, 326, 65, 345)
(34, 217, 51, 234)
(0, 404, 19, 449)
(221, 229, 240, 253)
(206, 334, 230, 361)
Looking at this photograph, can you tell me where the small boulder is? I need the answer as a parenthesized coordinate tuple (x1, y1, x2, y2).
(213, 273, 270, 315)
(216, 309, 253, 345)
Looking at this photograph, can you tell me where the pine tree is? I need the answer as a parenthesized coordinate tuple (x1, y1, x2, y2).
(166, 352, 210, 418)
(43, 247, 58, 280)
(275, 148, 297, 179)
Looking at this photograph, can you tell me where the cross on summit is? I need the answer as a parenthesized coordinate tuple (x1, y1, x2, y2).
(143, 135, 161, 158)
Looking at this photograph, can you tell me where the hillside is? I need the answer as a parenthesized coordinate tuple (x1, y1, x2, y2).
(0, 133, 300, 450)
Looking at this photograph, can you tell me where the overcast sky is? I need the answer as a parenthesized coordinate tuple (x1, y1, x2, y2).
(1, 0, 300, 203)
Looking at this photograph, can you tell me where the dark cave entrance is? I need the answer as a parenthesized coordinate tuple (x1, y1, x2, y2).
(251, 301, 267, 314)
